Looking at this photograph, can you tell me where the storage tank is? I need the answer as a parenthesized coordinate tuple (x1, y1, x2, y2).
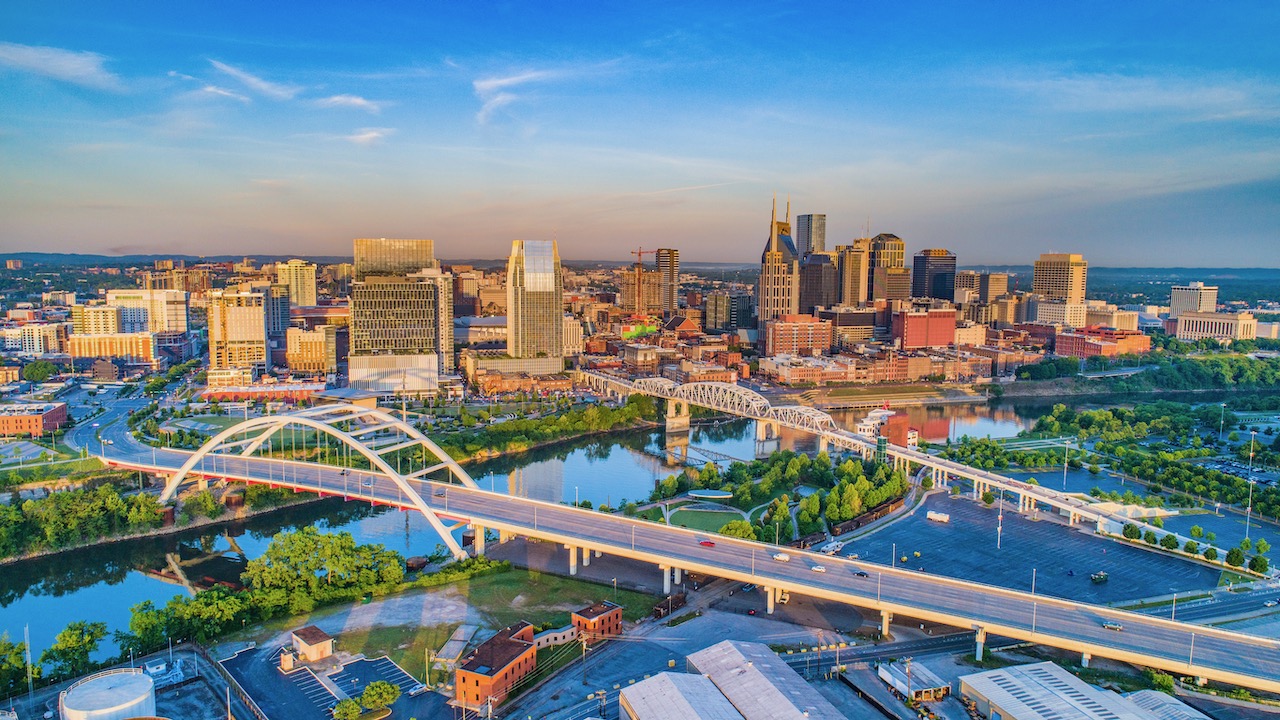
(59, 668, 156, 720)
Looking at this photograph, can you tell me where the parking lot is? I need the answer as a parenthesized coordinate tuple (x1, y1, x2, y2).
(222, 648, 337, 720)
(329, 656, 446, 717)
(844, 493, 1222, 603)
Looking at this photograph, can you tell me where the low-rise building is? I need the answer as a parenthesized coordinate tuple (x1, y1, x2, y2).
(455, 622, 537, 712)
(290, 626, 334, 663)
(686, 640, 844, 720)
(960, 661, 1196, 720)
(891, 307, 956, 349)
(1174, 311, 1257, 343)
(620, 673, 744, 720)
(572, 601, 623, 644)
(1055, 326, 1152, 358)
(763, 314, 833, 357)
(0, 402, 68, 436)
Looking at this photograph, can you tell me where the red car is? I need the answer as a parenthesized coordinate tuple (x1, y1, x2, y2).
(699, 540, 716, 547)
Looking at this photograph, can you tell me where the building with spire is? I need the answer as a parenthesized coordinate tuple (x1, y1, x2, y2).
(757, 197, 801, 330)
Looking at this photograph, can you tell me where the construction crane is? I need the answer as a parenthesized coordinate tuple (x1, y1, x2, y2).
(630, 246, 658, 264)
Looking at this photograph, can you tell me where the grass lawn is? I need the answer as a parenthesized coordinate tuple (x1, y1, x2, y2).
(668, 508, 742, 533)
(339, 623, 460, 684)
(452, 569, 657, 627)
(188, 414, 247, 431)
(1219, 570, 1255, 587)
(635, 507, 666, 522)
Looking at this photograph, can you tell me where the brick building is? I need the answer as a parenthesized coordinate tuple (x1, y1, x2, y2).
(572, 601, 623, 644)
(763, 314, 833, 357)
(0, 403, 68, 436)
(455, 622, 537, 711)
(891, 308, 956, 349)
(1055, 326, 1152, 358)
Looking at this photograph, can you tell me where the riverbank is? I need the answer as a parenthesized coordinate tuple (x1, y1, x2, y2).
(999, 379, 1280, 399)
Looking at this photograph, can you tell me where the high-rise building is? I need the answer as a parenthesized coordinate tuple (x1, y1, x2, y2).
(350, 269, 454, 372)
(705, 291, 753, 332)
(286, 325, 338, 374)
(655, 248, 680, 314)
(276, 259, 318, 307)
(70, 305, 122, 335)
(207, 290, 268, 377)
(620, 264, 663, 316)
(872, 267, 911, 302)
(507, 239, 564, 359)
(868, 233, 906, 300)
(1169, 282, 1218, 318)
(798, 252, 840, 314)
(835, 240, 870, 306)
(911, 249, 957, 301)
(757, 197, 800, 330)
(1032, 253, 1088, 304)
(795, 214, 826, 256)
(353, 238, 438, 280)
(106, 289, 190, 333)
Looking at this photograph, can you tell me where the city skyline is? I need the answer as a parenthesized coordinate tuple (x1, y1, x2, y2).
(2, 3, 1279, 265)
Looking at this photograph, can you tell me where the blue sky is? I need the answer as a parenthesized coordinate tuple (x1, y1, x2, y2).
(1, 2, 1278, 265)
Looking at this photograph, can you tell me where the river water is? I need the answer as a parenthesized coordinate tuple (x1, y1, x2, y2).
(0, 393, 1245, 659)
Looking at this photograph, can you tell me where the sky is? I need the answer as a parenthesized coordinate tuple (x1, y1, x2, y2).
(1, 1, 1278, 265)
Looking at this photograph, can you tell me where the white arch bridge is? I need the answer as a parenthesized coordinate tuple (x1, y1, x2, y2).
(610, 375, 837, 436)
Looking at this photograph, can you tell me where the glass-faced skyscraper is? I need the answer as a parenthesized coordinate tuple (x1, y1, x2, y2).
(912, 248, 957, 300)
(353, 238, 438, 279)
(507, 239, 563, 359)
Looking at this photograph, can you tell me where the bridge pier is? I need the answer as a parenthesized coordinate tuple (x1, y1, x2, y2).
(818, 436, 829, 453)
(767, 587, 775, 615)
(975, 627, 987, 661)
(569, 546, 578, 576)
(473, 524, 486, 556)
(665, 400, 691, 433)
(582, 546, 591, 567)
(661, 565, 671, 594)
(1081, 652, 1091, 668)
(754, 419, 780, 441)
(880, 610, 892, 638)
(673, 567, 682, 584)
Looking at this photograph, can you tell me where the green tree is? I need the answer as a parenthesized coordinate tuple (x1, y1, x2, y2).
(40, 620, 107, 680)
(1122, 524, 1141, 540)
(1160, 534, 1179, 550)
(1226, 547, 1246, 567)
(114, 601, 169, 655)
(22, 360, 57, 383)
(1249, 554, 1270, 573)
(1143, 530, 1158, 545)
(333, 698, 362, 720)
(361, 680, 402, 711)
(0, 632, 39, 696)
(1241, 537, 1253, 552)
(981, 491, 995, 506)
(1256, 538, 1270, 555)
(1183, 540, 1198, 555)
(717, 520, 758, 541)
(1189, 525, 1203, 538)
(1204, 547, 1219, 561)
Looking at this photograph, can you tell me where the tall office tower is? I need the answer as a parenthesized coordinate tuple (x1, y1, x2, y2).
(349, 269, 453, 394)
(106, 289, 190, 333)
(835, 240, 870, 306)
(655, 248, 681, 313)
(507, 239, 564, 359)
(353, 238, 438, 280)
(1169, 281, 1218, 318)
(873, 267, 912, 302)
(705, 291, 754, 332)
(453, 270, 482, 317)
(911, 249, 957, 300)
(757, 197, 801, 330)
(955, 271, 1009, 304)
(1032, 253, 1088, 304)
(207, 290, 268, 373)
(620, 264, 663, 316)
(868, 233, 906, 300)
(795, 214, 827, 256)
(70, 305, 123, 335)
(798, 252, 840, 314)
(276, 259, 318, 307)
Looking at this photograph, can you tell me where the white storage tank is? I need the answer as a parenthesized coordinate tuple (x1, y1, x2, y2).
(59, 668, 156, 720)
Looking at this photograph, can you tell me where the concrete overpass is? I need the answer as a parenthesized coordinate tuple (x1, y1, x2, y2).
(99, 403, 1280, 694)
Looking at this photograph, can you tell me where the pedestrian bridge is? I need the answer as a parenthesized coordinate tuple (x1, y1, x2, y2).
(129, 402, 1280, 694)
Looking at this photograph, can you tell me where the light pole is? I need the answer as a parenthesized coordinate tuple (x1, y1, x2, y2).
(1246, 431, 1258, 542)
(1061, 440, 1071, 491)
(997, 488, 1005, 550)
(891, 542, 896, 568)
(575, 486, 579, 507)
(1218, 403, 1227, 444)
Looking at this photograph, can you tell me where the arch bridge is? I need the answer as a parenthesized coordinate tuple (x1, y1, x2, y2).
(160, 403, 479, 558)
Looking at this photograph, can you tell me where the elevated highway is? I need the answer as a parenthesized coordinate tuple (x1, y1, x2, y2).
(98, 403, 1280, 694)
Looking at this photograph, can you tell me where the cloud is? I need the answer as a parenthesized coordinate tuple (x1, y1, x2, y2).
(0, 41, 121, 90)
(472, 69, 563, 124)
(201, 85, 250, 103)
(209, 59, 300, 99)
(991, 69, 1274, 116)
(316, 94, 382, 113)
(343, 127, 395, 145)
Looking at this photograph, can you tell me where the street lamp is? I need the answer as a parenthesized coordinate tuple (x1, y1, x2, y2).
(997, 488, 1005, 550)
(1062, 440, 1071, 491)
(1246, 431, 1258, 542)
(1218, 403, 1227, 444)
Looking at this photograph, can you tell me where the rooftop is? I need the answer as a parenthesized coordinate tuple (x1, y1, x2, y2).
(291, 625, 332, 646)
(574, 600, 621, 621)
(620, 672, 744, 720)
(960, 661, 1158, 720)
(459, 622, 533, 676)
(0, 402, 64, 415)
(686, 640, 844, 720)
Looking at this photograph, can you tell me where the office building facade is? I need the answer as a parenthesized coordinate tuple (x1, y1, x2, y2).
(868, 233, 906, 299)
(911, 249, 957, 301)
(276, 259, 318, 307)
(705, 291, 753, 332)
(106, 289, 190, 334)
(795, 213, 826, 256)
(757, 198, 801, 329)
(798, 252, 840, 314)
(655, 248, 680, 314)
(507, 239, 564, 359)
(207, 290, 268, 379)
(1169, 282, 1217, 318)
(353, 238, 438, 279)
(835, 240, 870, 306)
(1032, 253, 1088, 304)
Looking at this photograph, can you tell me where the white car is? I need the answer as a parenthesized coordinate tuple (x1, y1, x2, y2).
(1265, 600, 1278, 608)
(811, 565, 827, 573)
(772, 553, 790, 562)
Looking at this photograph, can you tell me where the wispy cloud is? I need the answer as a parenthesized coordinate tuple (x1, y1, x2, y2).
(0, 42, 121, 90)
(343, 127, 395, 145)
(209, 59, 301, 100)
(991, 69, 1275, 116)
(472, 69, 564, 124)
(316, 94, 383, 113)
(201, 85, 250, 103)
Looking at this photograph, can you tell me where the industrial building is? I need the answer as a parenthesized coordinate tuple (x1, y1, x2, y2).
(620, 672, 744, 720)
(58, 667, 156, 720)
(685, 640, 844, 720)
(959, 661, 1207, 720)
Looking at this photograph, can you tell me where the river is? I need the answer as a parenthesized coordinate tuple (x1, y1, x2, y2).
(0, 392, 1250, 659)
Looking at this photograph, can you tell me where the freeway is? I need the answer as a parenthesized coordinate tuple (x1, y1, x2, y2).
(99, 440, 1280, 694)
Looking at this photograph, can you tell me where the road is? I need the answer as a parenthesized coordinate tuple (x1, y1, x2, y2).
(97, 436, 1280, 695)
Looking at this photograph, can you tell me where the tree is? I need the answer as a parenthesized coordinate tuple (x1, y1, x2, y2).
(1122, 524, 1141, 540)
(1250, 554, 1270, 573)
(1183, 540, 1198, 555)
(40, 621, 107, 680)
(0, 632, 38, 696)
(1241, 537, 1253, 552)
(1189, 525, 1203, 538)
(332, 698, 362, 720)
(717, 520, 757, 541)
(1256, 538, 1270, 556)
(1204, 547, 1219, 561)
(981, 491, 995, 506)
(1226, 547, 1246, 567)
(361, 680, 402, 711)
(1143, 530, 1158, 545)
(22, 360, 57, 383)
(1160, 534, 1179, 550)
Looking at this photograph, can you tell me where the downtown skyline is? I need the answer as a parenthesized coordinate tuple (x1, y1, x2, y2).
(2, 2, 1279, 265)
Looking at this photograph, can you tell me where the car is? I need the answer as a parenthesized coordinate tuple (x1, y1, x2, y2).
(811, 565, 827, 573)
(854, 571, 869, 578)
(91, 423, 99, 428)
(747, 609, 757, 616)
(339, 469, 349, 476)
(433, 488, 446, 497)
(361, 478, 374, 488)
(772, 552, 791, 562)
(699, 540, 716, 547)
(1102, 621, 1123, 632)
(845, 553, 860, 560)
(742, 584, 757, 592)
(1265, 600, 1278, 608)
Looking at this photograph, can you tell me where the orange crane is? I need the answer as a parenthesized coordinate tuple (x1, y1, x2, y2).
(630, 246, 658, 264)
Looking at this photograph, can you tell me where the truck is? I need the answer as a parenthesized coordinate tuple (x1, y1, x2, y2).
(652, 592, 688, 620)
(926, 511, 951, 523)
(820, 541, 845, 555)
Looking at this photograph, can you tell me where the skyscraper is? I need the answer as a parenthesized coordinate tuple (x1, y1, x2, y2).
(620, 264, 663, 316)
(757, 197, 800, 330)
(956, 271, 1009, 304)
(868, 233, 906, 300)
(705, 291, 754, 332)
(835, 240, 870, 306)
(105, 289, 190, 333)
(1169, 281, 1218, 318)
(798, 252, 839, 313)
(207, 290, 268, 378)
(354, 238, 438, 279)
(655, 248, 680, 314)
(911, 249, 957, 300)
(507, 239, 564, 359)
(795, 214, 826, 256)
(1032, 253, 1088, 304)
(276, 259, 318, 307)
